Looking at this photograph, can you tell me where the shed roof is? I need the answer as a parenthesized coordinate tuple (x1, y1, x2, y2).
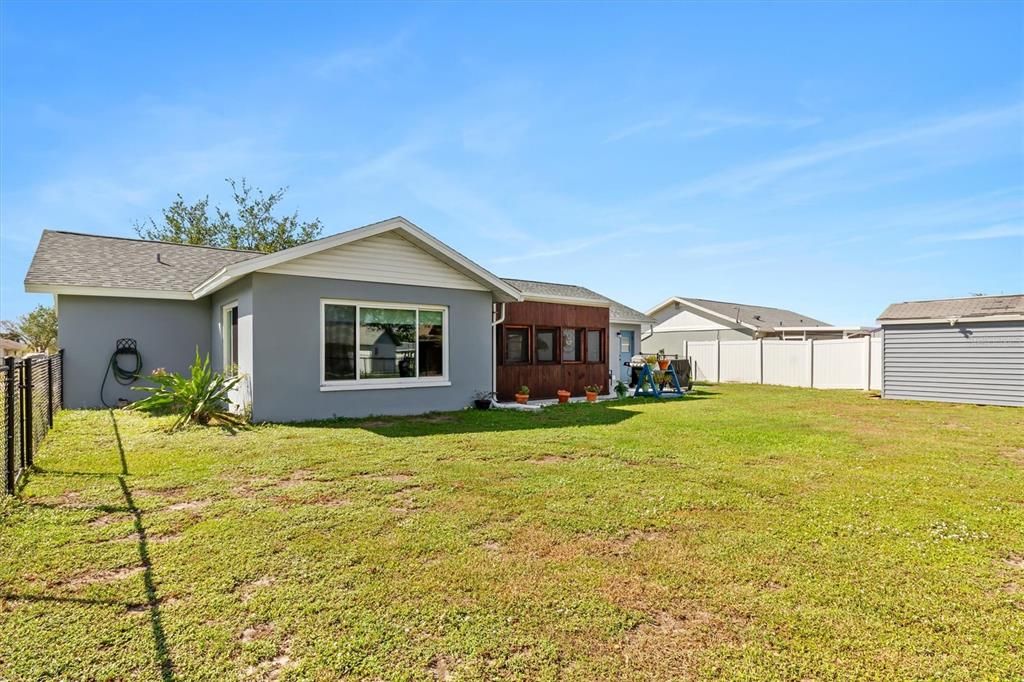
(501, 278, 654, 324)
(878, 294, 1024, 322)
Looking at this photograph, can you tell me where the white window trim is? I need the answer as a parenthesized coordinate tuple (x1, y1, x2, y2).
(221, 300, 239, 373)
(319, 298, 450, 391)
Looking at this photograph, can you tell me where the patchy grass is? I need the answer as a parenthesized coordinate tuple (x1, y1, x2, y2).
(1, 384, 1022, 680)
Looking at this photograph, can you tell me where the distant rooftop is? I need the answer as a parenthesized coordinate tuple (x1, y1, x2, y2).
(654, 297, 831, 331)
(878, 294, 1024, 322)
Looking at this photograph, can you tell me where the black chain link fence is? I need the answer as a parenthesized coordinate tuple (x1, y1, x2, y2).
(2, 350, 63, 494)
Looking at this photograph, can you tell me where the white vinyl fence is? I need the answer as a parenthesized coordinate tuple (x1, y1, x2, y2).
(683, 337, 881, 390)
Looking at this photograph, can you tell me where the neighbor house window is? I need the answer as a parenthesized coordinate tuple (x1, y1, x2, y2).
(222, 302, 239, 375)
(562, 328, 584, 363)
(535, 328, 557, 363)
(321, 300, 447, 389)
(504, 326, 530, 364)
(586, 329, 603, 363)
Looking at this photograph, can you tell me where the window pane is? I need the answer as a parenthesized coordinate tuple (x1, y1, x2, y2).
(418, 310, 444, 377)
(505, 328, 529, 363)
(229, 307, 239, 372)
(360, 307, 416, 379)
(536, 329, 555, 362)
(587, 330, 601, 363)
(324, 304, 356, 381)
(562, 328, 582, 362)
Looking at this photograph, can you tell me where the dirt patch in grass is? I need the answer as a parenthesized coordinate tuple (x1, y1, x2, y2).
(1000, 448, 1024, 466)
(241, 623, 275, 643)
(88, 513, 132, 528)
(238, 576, 275, 603)
(1005, 554, 1024, 570)
(63, 565, 144, 588)
(244, 639, 293, 681)
(359, 420, 391, 429)
(429, 655, 455, 680)
(165, 499, 211, 512)
(530, 455, 571, 464)
(416, 415, 455, 424)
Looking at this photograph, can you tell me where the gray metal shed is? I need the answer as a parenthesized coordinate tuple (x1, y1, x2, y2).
(877, 294, 1024, 407)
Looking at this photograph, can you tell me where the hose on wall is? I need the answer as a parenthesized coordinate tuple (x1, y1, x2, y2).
(100, 338, 142, 407)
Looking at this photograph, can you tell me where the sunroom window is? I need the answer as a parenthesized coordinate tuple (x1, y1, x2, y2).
(322, 301, 447, 388)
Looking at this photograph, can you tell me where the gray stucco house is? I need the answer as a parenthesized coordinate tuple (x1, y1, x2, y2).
(24, 217, 650, 421)
(878, 294, 1023, 407)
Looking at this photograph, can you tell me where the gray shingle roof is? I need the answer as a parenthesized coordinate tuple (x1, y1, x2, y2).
(25, 230, 262, 293)
(502, 278, 654, 324)
(680, 298, 831, 330)
(878, 294, 1024, 321)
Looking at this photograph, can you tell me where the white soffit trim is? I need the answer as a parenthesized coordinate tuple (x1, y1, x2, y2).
(26, 284, 193, 300)
(879, 314, 1024, 325)
(520, 293, 610, 308)
(191, 217, 523, 302)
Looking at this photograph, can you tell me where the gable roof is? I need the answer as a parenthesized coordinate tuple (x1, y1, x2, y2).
(647, 297, 830, 332)
(878, 294, 1024, 323)
(25, 217, 522, 303)
(25, 230, 261, 299)
(502, 278, 654, 324)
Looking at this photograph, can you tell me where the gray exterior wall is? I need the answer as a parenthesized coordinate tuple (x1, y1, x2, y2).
(57, 294, 211, 408)
(642, 328, 749, 356)
(209, 276, 254, 410)
(610, 323, 642, 383)
(249, 273, 493, 422)
(882, 321, 1024, 407)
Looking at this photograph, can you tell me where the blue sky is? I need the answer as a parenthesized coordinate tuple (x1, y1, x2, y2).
(2, 1, 1022, 325)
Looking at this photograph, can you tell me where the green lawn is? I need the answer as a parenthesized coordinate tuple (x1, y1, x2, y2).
(1, 385, 1022, 681)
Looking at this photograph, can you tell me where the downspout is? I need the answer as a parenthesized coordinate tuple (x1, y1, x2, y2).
(491, 302, 506, 397)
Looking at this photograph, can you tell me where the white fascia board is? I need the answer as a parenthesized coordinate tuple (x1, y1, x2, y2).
(520, 293, 610, 308)
(774, 326, 867, 332)
(25, 284, 194, 300)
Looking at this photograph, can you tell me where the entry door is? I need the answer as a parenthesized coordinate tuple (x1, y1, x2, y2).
(617, 331, 635, 381)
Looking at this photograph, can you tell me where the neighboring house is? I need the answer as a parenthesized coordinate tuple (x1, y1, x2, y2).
(495, 279, 653, 401)
(877, 294, 1024, 407)
(1, 338, 30, 358)
(642, 296, 865, 356)
(23, 217, 651, 418)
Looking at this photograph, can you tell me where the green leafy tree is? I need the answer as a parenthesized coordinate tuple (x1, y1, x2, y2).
(134, 178, 322, 253)
(1, 304, 58, 352)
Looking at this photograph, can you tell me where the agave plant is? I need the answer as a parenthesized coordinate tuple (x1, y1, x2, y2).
(130, 349, 247, 431)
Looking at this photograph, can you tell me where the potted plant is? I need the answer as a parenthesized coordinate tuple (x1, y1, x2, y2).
(515, 385, 530, 404)
(644, 355, 658, 371)
(584, 384, 600, 402)
(614, 380, 628, 399)
(656, 350, 671, 371)
(556, 388, 571, 404)
(472, 390, 494, 410)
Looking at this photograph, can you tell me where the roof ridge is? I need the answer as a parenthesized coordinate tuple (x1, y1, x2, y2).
(44, 229, 264, 255)
(886, 293, 1023, 305)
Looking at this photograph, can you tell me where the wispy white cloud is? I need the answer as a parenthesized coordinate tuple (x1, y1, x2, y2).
(672, 103, 1024, 198)
(604, 117, 672, 143)
(311, 30, 411, 79)
(918, 222, 1024, 242)
(682, 112, 822, 139)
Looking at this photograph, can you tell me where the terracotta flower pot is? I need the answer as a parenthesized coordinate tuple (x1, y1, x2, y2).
(585, 391, 598, 402)
(556, 390, 571, 404)
(515, 393, 529, 404)
(657, 359, 671, 371)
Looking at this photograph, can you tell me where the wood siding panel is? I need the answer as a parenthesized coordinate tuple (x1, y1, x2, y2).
(882, 321, 1024, 407)
(496, 301, 609, 400)
(262, 231, 488, 292)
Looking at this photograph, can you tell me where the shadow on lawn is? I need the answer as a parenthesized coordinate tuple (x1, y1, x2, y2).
(109, 410, 176, 682)
(291, 388, 719, 438)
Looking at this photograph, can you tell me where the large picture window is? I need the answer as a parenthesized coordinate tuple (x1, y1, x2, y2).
(322, 300, 448, 389)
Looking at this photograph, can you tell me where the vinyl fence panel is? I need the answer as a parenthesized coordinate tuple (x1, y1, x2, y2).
(762, 340, 813, 387)
(719, 340, 761, 383)
(687, 341, 719, 382)
(812, 338, 871, 389)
